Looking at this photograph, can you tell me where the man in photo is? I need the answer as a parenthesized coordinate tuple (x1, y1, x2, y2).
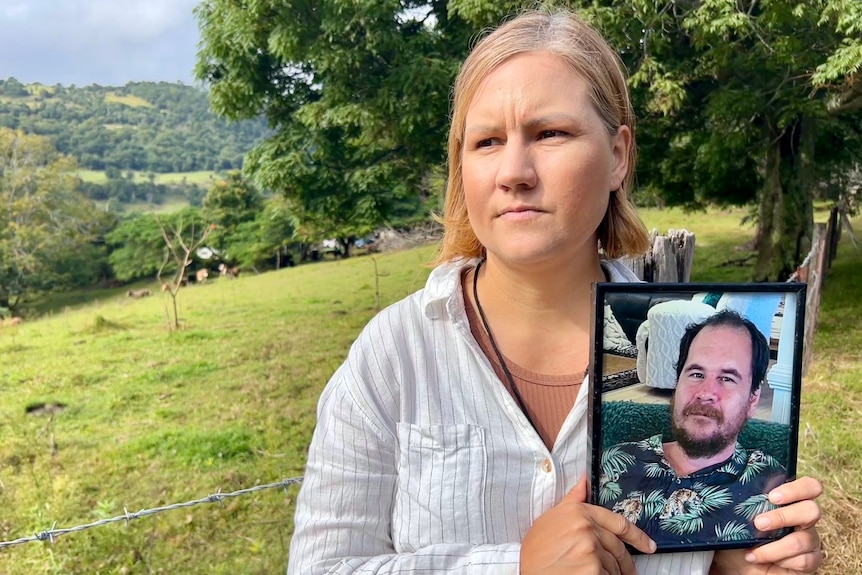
(601, 310, 788, 546)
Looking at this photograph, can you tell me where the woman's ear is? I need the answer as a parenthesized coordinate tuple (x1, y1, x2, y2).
(610, 125, 631, 191)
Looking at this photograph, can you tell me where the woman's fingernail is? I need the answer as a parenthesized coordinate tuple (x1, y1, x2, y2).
(770, 491, 784, 504)
(649, 540, 657, 553)
(755, 516, 772, 529)
(745, 553, 757, 563)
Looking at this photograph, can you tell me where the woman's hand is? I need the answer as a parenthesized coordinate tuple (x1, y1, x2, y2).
(520, 475, 656, 575)
(711, 476, 824, 575)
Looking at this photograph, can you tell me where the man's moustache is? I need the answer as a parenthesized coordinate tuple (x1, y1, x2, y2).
(683, 403, 723, 423)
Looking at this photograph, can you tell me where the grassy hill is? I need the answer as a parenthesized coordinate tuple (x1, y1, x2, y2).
(0, 77, 268, 174)
(0, 76, 270, 212)
(0, 207, 858, 574)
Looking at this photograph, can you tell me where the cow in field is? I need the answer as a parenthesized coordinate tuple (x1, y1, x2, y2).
(127, 289, 152, 298)
(218, 263, 240, 278)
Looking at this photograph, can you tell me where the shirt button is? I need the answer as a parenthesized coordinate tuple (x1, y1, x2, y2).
(541, 458, 553, 473)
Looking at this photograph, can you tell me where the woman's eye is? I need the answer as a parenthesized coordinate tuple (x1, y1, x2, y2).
(538, 130, 566, 139)
(476, 139, 494, 148)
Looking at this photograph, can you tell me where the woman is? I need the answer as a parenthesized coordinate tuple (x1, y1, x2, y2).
(287, 9, 823, 575)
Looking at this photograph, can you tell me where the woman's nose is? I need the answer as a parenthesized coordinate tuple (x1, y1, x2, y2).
(495, 140, 537, 191)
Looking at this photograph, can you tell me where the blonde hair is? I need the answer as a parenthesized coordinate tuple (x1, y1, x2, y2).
(433, 8, 649, 265)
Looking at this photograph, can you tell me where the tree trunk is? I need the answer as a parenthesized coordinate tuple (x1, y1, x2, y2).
(339, 237, 351, 259)
(753, 115, 815, 281)
(753, 151, 779, 276)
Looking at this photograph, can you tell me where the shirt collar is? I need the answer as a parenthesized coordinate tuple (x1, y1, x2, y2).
(420, 258, 477, 320)
(420, 257, 641, 320)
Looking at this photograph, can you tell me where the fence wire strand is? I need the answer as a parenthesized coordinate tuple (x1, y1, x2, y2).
(0, 476, 303, 550)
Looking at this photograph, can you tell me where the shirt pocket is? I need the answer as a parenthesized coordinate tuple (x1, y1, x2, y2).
(393, 423, 487, 551)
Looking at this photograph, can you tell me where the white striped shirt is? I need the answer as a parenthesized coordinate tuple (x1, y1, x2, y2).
(287, 259, 712, 574)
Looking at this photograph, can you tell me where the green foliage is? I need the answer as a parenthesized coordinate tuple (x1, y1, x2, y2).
(583, 0, 862, 278)
(106, 208, 209, 282)
(202, 172, 263, 252)
(0, 77, 29, 97)
(106, 214, 172, 282)
(222, 195, 299, 270)
(194, 0, 472, 235)
(0, 128, 112, 308)
(813, 0, 862, 89)
(0, 79, 268, 174)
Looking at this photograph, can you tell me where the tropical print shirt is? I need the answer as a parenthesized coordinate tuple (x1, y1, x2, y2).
(600, 434, 787, 548)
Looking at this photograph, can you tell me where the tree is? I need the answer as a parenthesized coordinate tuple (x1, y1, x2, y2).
(577, 0, 862, 280)
(222, 195, 299, 271)
(107, 208, 210, 283)
(194, 0, 472, 243)
(0, 128, 108, 310)
(106, 214, 171, 282)
(155, 211, 213, 330)
(195, 0, 861, 278)
(106, 208, 213, 329)
(201, 171, 263, 254)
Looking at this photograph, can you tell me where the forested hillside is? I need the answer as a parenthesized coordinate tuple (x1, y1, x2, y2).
(0, 77, 268, 173)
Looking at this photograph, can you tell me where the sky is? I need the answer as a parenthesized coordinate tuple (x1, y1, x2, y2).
(0, 0, 201, 87)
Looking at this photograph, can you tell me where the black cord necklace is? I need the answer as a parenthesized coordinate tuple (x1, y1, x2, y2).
(472, 259, 537, 434)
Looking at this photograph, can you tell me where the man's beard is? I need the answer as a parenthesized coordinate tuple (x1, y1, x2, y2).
(670, 397, 746, 459)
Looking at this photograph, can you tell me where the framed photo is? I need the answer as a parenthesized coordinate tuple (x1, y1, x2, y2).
(588, 282, 805, 554)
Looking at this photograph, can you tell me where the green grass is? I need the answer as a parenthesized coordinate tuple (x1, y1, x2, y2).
(794, 227, 862, 574)
(639, 205, 756, 282)
(104, 92, 153, 108)
(0, 208, 859, 573)
(121, 194, 193, 214)
(76, 169, 219, 186)
(0, 245, 436, 574)
(638, 203, 838, 282)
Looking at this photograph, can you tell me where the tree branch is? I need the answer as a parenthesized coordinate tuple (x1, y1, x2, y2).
(828, 75, 862, 115)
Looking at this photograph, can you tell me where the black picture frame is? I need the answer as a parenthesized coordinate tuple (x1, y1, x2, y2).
(588, 282, 805, 554)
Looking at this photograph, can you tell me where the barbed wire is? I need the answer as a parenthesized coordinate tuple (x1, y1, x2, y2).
(0, 476, 303, 550)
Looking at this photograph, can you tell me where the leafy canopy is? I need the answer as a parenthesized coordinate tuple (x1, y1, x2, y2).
(0, 128, 110, 307)
(194, 0, 473, 235)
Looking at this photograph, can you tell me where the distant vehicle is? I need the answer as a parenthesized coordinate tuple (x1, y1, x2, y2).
(355, 234, 378, 249)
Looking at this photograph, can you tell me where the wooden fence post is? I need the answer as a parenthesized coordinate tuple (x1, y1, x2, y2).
(801, 223, 828, 376)
(825, 207, 839, 270)
(620, 229, 696, 282)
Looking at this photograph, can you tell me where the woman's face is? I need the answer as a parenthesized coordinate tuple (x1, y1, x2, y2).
(461, 51, 630, 270)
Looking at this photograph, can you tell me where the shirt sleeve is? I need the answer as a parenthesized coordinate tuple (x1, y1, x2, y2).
(286, 371, 521, 575)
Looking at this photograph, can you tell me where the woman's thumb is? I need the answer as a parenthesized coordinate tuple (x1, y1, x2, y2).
(563, 474, 589, 504)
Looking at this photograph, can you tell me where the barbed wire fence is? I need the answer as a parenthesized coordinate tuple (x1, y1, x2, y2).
(0, 476, 303, 550)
